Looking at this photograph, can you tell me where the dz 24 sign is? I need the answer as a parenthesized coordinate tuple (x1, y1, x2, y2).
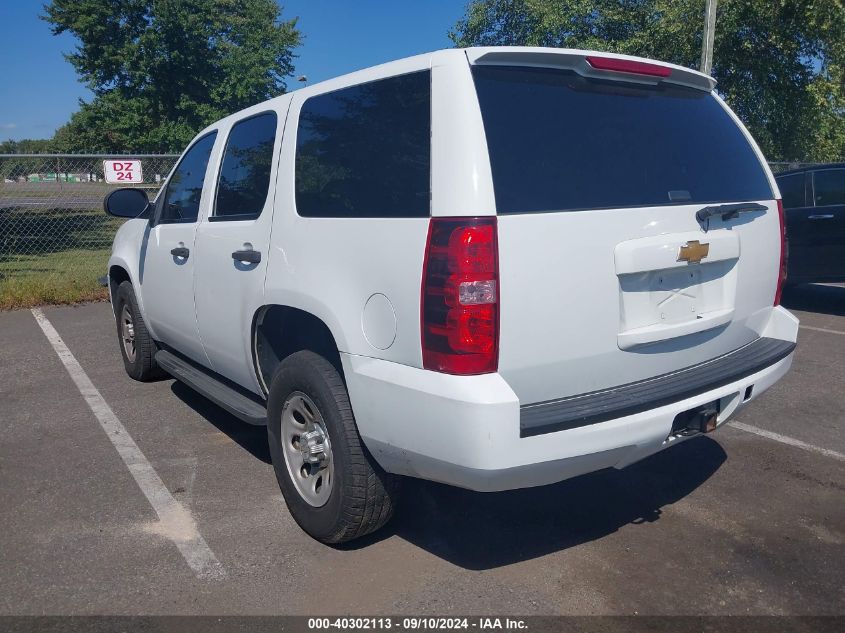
(104, 159, 143, 184)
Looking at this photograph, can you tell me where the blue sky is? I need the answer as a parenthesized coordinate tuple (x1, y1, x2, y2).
(0, 1, 466, 142)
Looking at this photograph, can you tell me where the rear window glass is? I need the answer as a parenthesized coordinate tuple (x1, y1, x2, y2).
(776, 173, 805, 209)
(295, 71, 430, 218)
(471, 65, 773, 214)
(813, 169, 845, 207)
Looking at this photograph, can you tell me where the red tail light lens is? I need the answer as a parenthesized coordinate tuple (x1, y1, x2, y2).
(585, 56, 672, 78)
(421, 217, 499, 375)
(774, 199, 788, 306)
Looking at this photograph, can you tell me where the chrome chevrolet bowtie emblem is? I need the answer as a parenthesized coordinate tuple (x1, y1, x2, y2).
(677, 240, 710, 264)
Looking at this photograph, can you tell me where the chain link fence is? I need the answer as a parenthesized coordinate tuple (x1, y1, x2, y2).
(0, 153, 841, 310)
(0, 154, 177, 309)
(767, 161, 825, 174)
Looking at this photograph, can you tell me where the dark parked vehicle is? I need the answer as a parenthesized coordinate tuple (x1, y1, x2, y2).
(776, 164, 845, 284)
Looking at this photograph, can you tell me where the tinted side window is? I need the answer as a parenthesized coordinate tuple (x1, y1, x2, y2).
(160, 132, 217, 223)
(472, 65, 773, 214)
(214, 112, 277, 219)
(813, 169, 845, 207)
(295, 71, 430, 218)
(777, 173, 806, 209)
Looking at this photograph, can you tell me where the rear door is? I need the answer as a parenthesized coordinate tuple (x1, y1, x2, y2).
(469, 60, 779, 405)
(193, 108, 285, 394)
(808, 168, 845, 280)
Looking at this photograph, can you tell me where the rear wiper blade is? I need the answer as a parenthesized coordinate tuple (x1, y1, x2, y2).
(696, 202, 767, 224)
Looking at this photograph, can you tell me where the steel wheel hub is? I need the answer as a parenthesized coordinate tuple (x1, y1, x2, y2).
(280, 392, 333, 507)
(120, 304, 136, 362)
(299, 428, 329, 465)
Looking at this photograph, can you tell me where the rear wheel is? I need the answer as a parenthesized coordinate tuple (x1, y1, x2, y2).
(267, 350, 400, 543)
(113, 281, 164, 381)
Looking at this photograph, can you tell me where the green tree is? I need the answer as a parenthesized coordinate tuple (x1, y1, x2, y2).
(0, 139, 54, 154)
(0, 139, 57, 183)
(450, 0, 845, 162)
(43, 0, 302, 152)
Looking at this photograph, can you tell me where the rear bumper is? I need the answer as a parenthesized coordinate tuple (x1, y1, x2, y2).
(520, 336, 795, 437)
(343, 307, 799, 492)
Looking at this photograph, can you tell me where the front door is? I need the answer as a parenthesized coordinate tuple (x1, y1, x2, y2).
(778, 171, 816, 282)
(141, 131, 218, 366)
(193, 108, 286, 394)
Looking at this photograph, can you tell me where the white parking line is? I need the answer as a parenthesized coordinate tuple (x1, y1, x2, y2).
(31, 308, 226, 580)
(800, 325, 845, 336)
(727, 421, 845, 463)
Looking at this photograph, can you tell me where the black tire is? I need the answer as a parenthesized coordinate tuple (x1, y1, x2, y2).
(113, 281, 164, 381)
(267, 350, 401, 544)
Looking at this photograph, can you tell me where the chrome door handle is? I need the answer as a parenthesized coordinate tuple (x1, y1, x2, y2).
(808, 214, 834, 220)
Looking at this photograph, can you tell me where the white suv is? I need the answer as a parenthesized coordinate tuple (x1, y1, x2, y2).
(105, 47, 798, 543)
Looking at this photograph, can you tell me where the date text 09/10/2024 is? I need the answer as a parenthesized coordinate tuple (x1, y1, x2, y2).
(307, 617, 528, 630)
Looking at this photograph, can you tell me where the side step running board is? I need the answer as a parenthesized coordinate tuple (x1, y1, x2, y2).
(155, 350, 267, 426)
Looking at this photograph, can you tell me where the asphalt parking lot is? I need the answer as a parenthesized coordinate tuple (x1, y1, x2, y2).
(1, 284, 843, 616)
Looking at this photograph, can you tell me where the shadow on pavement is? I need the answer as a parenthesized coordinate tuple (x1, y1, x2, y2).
(353, 437, 726, 570)
(170, 380, 271, 464)
(167, 373, 726, 569)
(782, 283, 845, 317)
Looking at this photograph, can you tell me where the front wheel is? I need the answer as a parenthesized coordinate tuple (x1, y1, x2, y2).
(113, 281, 164, 381)
(267, 350, 400, 543)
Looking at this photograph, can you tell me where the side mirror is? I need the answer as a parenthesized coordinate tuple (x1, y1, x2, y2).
(104, 188, 150, 219)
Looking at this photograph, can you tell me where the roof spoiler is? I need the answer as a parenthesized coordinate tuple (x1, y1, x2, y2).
(465, 47, 716, 92)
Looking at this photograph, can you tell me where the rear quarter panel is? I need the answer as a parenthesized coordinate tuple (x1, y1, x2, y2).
(263, 54, 439, 366)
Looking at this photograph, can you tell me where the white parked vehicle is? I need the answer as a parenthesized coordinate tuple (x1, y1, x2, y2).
(105, 47, 798, 543)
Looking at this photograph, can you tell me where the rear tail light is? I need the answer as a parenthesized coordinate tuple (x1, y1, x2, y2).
(585, 56, 672, 78)
(774, 199, 788, 306)
(421, 217, 499, 375)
